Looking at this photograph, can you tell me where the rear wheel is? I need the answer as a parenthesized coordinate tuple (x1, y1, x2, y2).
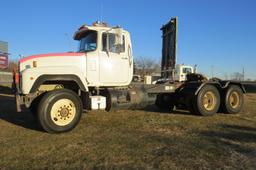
(37, 89, 83, 133)
(222, 85, 244, 114)
(193, 85, 220, 116)
(155, 93, 174, 112)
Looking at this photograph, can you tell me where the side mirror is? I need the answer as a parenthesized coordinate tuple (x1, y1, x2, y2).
(114, 28, 123, 45)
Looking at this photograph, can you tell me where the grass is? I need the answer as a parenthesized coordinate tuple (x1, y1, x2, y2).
(0, 87, 255, 169)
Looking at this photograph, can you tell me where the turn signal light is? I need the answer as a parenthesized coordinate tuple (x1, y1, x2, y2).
(33, 61, 37, 67)
(15, 73, 19, 84)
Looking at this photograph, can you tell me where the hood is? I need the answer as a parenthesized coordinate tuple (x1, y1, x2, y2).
(19, 52, 86, 72)
(20, 52, 85, 63)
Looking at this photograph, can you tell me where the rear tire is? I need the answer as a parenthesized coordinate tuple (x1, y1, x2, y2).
(37, 89, 83, 133)
(193, 85, 220, 116)
(155, 94, 174, 112)
(222, 85, 244, 114)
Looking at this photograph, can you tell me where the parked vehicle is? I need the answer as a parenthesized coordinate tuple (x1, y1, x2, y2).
(15, 17, 246, 133)
(174, 64, 196, 82)
(132, 75, 142, 82)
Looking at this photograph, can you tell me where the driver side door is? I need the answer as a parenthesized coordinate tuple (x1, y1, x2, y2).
(99, 32, 129, 84)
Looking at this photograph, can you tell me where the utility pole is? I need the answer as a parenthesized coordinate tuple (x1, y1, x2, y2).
(242, 67, 245, 81)
(100, 2, 103, 23)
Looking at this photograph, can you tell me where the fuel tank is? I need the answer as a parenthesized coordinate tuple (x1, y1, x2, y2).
(101, 85, 156, 111)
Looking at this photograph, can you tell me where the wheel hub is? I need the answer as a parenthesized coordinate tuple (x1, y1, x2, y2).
(50, 99, 76, 126)
(59, 107, 70, 117)
(203, 91, 216, 111)
(229, 91, 239, 108)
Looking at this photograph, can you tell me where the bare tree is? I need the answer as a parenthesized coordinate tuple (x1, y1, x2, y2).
(0, 59, 18, 72)
(223, 73, 229, 80)
(230, 72, 243, 81)
(134, 56, 160, 76)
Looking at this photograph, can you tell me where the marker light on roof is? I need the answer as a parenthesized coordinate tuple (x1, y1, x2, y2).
(92, 21, 108, 27)
(79, 25, 87, 30)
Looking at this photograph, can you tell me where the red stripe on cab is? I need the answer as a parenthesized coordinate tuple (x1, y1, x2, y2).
(19, 52, 85, 63)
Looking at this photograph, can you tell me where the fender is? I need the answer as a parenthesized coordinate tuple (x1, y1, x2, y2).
(222, 81, 246, 93)
(195, 81, 246, 95)
(30, 74, 88, 93)
(21, 66, 89, 94)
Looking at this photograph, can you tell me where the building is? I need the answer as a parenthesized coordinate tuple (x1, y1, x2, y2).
(0, 41, 8, 69)
(0, 41, 8, 53)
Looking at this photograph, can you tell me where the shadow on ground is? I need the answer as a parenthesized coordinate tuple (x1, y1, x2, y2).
(142, 104, 198, 116)
(0, 86, 42, 132)
(0, 85, 14, 95)
(199, 124, 256, 157)
(141, 123, 256, 169)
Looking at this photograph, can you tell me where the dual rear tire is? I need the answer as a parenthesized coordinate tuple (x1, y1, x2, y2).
(191, 84, 243, 116)
(222, 85, 244, 114)
(191, 85, 220, 116)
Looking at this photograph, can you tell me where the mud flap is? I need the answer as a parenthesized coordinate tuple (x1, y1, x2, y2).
(15, 93, 21, 112)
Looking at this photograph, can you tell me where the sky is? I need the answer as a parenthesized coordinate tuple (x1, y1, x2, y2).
(0, 0, 256, 79)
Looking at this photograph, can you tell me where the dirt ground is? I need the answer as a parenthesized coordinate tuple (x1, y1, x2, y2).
(0, 87, 255, 169)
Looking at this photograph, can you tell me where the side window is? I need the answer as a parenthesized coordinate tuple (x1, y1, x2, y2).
(183, 67, 192, 74)
(102, 33, 107, 51)
(102, 33, 125, 53)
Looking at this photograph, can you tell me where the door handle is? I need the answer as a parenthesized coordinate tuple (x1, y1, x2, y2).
(121, 57, 128, 59)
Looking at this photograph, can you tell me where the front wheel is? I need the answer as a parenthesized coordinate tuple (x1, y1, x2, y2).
(193, 85, 220, 116)
(37, 89, 83, 133)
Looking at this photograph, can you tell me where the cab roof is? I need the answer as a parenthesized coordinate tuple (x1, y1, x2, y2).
(73, 22, 127, 40)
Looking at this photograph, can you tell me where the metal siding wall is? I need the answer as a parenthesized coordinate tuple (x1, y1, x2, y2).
(0, 41, 8, 53)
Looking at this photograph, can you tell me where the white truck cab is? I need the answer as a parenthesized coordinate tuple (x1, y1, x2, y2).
(174, 64, 195, 82)
(18, 22, 133, 94)
(15, 22, 136, 133)
(74, 23, 133, 86)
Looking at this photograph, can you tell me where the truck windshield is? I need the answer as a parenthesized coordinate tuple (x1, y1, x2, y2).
(78, 31, 97, 52)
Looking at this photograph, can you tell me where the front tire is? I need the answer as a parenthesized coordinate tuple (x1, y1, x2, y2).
(37, 89, 83, 133)
(222, 85, 244, 114)
(193, 85, 220, 116)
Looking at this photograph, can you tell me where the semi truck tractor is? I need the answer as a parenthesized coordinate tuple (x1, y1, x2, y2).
(15, 18, 245, 133)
